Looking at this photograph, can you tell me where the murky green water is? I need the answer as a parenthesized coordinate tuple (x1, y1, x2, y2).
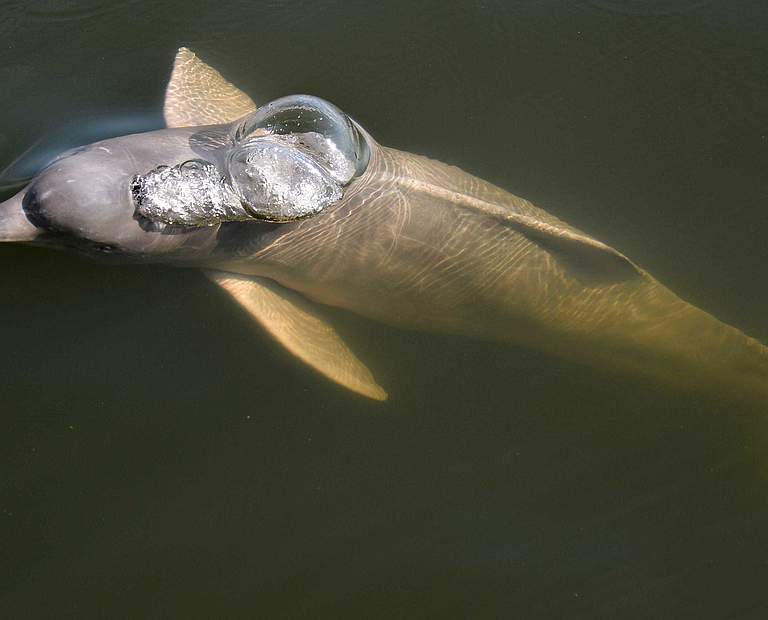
(2, 1, 768, 617)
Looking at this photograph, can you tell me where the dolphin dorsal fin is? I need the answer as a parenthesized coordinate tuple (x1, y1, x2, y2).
(501, 214, 642, 285)
(164, 47, 257, 128)
(204, 270, 388, 401)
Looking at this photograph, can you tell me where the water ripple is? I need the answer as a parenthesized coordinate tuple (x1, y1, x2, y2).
(26, 0, 142, 23)
(587, 0, 712, 18)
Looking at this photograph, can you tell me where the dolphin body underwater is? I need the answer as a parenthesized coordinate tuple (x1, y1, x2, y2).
(1, 47, 766, 402)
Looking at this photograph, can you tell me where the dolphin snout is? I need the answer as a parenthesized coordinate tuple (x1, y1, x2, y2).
(0, 189, 38, 242)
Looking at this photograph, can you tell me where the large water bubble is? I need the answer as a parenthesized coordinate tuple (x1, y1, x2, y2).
(225, 95, 369, 220)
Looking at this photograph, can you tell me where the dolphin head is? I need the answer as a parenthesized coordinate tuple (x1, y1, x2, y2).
(0, 95, 371, 262)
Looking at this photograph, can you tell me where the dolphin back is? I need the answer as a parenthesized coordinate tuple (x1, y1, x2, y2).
(245, 143, 768, 403)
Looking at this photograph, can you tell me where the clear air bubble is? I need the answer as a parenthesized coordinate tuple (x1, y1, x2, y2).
(230, 95, 368, 184)
(225, 95, 369, 220)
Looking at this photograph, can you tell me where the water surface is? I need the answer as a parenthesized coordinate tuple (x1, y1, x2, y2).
(2, 1, 768, 617)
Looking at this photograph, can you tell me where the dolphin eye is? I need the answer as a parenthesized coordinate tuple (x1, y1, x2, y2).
(225, 95, 369, 220)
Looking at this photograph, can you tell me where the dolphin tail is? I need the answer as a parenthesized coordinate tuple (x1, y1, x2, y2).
(665, 301, 768, 404)
(552, 280, 768, 405)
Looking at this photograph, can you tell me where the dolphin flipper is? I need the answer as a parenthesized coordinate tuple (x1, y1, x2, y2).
(164, 47, 257, 128)
(204, 270, 388, 401)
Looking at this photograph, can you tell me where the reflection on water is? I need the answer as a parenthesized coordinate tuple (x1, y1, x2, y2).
(0, 113, 162, 191)
(586, 0, 713, 17)
(2, 1, 768, 617)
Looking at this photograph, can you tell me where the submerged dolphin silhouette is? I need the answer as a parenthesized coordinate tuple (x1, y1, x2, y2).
(1, 47, 766, 401)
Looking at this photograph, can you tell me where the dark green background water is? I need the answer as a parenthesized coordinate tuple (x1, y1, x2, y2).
(2, 1, 768, 617)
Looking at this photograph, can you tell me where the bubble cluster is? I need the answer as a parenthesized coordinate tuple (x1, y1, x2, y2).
(131, 160, 248, 226)
(132, 95, 369, 226)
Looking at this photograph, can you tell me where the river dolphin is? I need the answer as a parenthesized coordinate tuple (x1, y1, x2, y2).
(1, 47, 766, 401)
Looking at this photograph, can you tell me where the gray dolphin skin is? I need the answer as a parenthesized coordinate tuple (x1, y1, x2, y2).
(1, 47, 767, 401)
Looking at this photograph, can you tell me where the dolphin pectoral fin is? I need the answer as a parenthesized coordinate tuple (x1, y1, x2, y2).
(204, 270, 388, 401)
(0, 189, 38, 242)
(164, 47, 258, 128)
(503, 214, 642, 285)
